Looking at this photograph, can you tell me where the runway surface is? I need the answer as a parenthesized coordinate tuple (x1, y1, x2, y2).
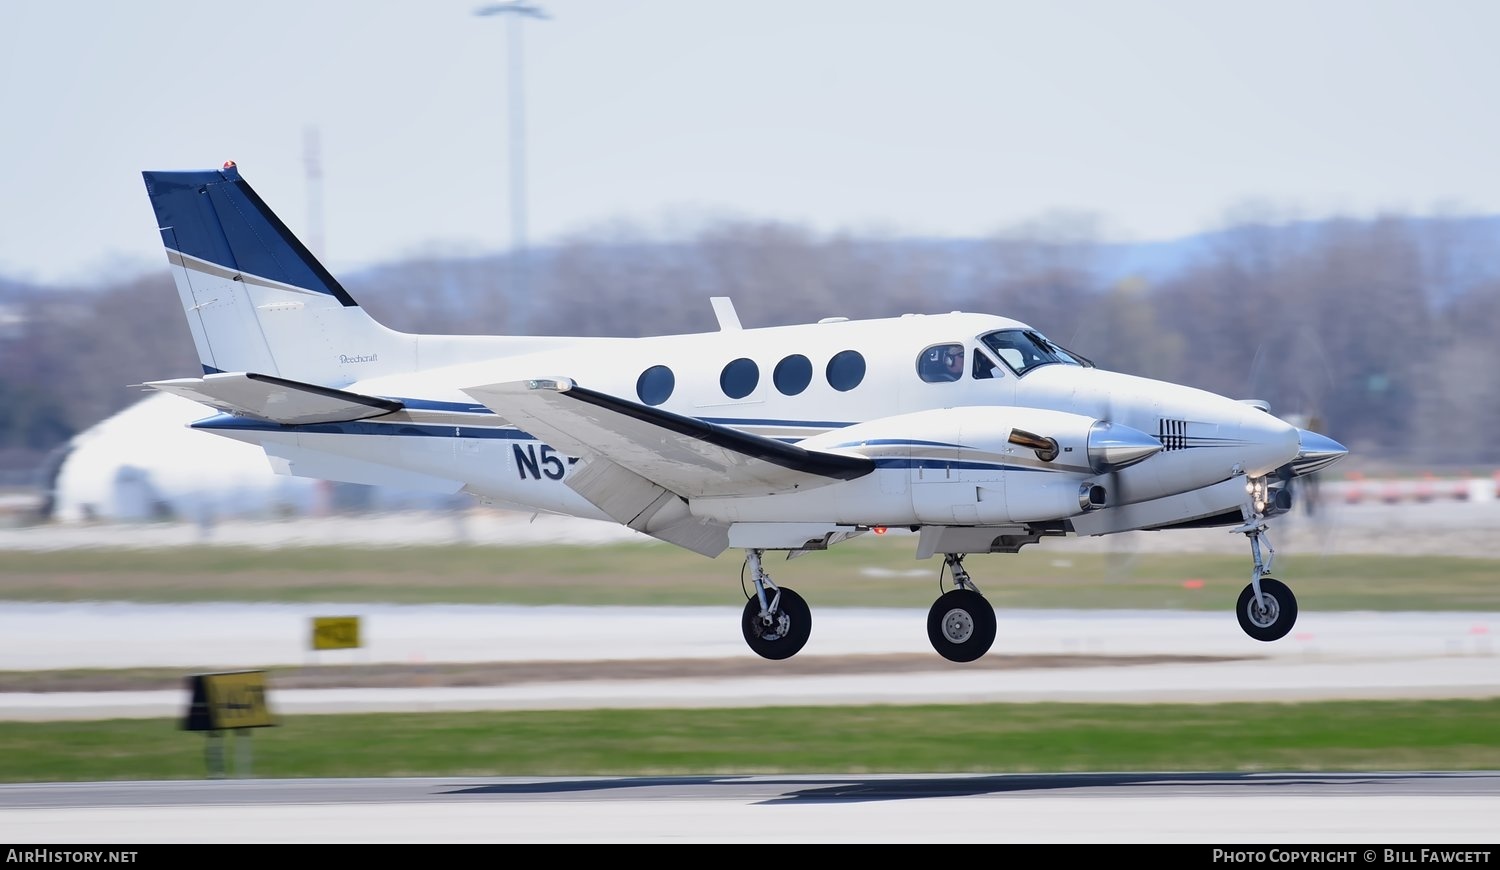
(2, 773, 1497, 843)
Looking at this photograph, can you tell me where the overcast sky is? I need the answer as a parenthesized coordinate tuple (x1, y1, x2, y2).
(4, 0, 1499, 284)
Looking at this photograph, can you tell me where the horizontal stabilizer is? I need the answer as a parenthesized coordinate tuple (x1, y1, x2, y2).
(461, 378, 873, 498)
(144, 372, 403, 425)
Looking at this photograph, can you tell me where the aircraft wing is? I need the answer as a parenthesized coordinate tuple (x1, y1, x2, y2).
(461, 378, 873, 499)
(144, 372, 403, 425)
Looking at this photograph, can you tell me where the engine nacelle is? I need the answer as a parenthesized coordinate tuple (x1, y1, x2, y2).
(799, 406, 1160, 525)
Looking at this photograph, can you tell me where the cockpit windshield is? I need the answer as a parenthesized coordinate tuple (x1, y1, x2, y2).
(980, 329, 1092, 376)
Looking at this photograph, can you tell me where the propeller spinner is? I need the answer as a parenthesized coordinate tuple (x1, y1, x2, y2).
(1086, 421, 1163, 473)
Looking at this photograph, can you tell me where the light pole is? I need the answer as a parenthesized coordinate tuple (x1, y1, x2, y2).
(474, 2, 548, 331)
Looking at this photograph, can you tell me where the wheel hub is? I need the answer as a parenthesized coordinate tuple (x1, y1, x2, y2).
(756, 610, 789, 641)
(1248, 594, 1280, 627)
(940, 608, 974, 644)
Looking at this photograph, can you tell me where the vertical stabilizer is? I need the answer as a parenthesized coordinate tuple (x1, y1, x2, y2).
(142, 162, 413, 386)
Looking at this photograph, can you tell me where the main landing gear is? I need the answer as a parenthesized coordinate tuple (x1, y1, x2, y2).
(740, 549, 811, 660)
(926, 554, 996, 663)
(738, 549, 998, 663)
(1233, 475, 1298, 642)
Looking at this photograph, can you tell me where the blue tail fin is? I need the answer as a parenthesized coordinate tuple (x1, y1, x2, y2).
(142, 161, 356, 307)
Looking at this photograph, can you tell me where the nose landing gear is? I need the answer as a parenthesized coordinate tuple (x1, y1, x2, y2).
(1233, 474, 1298, 642)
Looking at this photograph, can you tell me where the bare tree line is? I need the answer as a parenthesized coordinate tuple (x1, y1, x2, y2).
(2, 211, 1497, 476)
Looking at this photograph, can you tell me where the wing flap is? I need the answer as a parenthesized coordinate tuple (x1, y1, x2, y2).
(564, 457, 730, 557)
(460, 378, 872, 498)
(144, 372, 403, 425)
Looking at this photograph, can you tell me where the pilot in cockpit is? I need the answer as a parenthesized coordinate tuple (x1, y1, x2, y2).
(942, 346, 965, 381)
(920, 344, 969, 382)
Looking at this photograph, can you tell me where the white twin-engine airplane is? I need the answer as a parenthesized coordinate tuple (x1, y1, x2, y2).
(140, 162, 1348, 664)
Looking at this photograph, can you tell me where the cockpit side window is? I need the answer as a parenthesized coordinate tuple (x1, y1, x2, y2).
(972, 347, 1000, 379)
(980, 329, 1085, 376)
(917, 343, 967, 383)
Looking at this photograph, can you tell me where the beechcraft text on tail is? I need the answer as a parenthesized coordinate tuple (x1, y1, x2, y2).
(139, 161, 1348, 663)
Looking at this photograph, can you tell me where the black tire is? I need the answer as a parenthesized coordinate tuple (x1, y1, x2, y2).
(1236, 577, 1298, 642)
(742, 587, 811, 660)
(926, 589, 996, 663)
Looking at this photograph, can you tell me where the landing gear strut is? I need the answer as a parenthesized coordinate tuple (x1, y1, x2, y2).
(1233, 474, 1298, 642)
(926, 554, 996, 663)
(740, 548, 811, 660)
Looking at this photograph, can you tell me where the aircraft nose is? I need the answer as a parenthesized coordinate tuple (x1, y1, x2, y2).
(1230, 407, 1302, 477)
(1285, 429, 1349, 477)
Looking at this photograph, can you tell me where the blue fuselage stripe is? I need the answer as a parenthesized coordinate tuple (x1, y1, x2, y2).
(192, 415, 1069, 474)
(191, 411, 862, 439)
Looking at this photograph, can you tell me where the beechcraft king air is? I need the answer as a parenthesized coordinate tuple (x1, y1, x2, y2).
(140, 162, 1348, 663)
